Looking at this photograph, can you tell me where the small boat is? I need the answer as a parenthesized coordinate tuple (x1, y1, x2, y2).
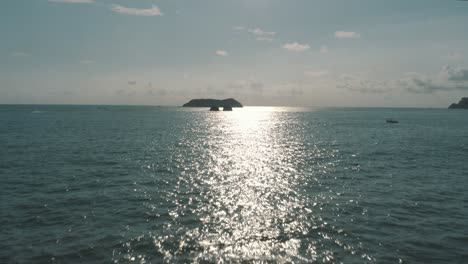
(223, 105, 233, 111)
(386, 119, 399, 124)
(209, 106, 220, 111)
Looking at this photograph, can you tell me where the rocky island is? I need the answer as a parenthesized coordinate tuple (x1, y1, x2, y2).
(448, 97, 468, 109)
(183, 98, 243, 108)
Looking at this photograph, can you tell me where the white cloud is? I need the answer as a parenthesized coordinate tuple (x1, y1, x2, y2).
(320, 45, 329, 53)
(283, 42, 310, 52)
(335, 31, 360, 39)
(235, 27, 276, 42)
(248, 27, 276, 36)
(48, 0, 95, 3)
(79, 60, 94, 64)
(111, 4, 163, 16)
(216, 50, 228, 56)
(11, 52, 28, 57)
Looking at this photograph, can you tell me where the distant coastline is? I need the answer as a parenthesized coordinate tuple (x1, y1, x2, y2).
(182, 98, 243, 108)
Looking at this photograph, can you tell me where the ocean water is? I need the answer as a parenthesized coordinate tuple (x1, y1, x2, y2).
(1, 105, 467, 264)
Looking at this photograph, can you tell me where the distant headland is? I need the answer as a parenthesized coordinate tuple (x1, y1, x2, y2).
(448, 97, 468, 109)
(183, 98, 243, 108)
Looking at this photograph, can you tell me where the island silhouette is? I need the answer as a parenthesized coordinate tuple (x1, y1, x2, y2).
(183, 98, 243, 108)
(449, 97, 468, 109)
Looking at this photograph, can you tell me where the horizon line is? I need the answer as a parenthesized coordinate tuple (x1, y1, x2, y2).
(0, 103, 451, 109)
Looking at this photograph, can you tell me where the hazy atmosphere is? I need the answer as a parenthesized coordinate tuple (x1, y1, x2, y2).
(1, 0, 468, 107)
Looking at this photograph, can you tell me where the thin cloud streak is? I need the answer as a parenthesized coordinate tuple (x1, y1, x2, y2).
(235, 26, 277, 41)
(48, 0, 95, 3)
(111, 4, 163, 16)
(247, 27, 276, 37)
(335, 31, 360, 39)
(283, 42, 310, 52)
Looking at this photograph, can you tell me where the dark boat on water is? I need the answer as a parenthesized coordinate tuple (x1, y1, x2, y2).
(223, 105, 233, 111)
(386, 119, 399, 124)
(209, 106, 220, 111)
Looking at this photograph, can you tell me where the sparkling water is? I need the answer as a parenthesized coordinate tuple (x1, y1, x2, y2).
(1, 105, 467, 263)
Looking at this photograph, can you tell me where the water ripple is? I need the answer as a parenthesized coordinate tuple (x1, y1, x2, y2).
(150, 109, 371, 263)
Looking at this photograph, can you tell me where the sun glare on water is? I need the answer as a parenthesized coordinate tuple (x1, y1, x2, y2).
(148, 107, 368, 263)
(153, 108, 295, 262)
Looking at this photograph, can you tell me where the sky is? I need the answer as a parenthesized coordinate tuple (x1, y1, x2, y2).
(1, 0, 468, 107)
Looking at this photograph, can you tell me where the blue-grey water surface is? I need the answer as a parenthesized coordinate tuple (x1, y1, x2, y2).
(1, 105, 467, 263)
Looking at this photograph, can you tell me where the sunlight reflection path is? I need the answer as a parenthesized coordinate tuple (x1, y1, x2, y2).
(193, 109, 312, 262)
(153, 107, 369, 263)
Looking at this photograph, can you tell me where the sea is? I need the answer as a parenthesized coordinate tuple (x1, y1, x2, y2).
(1, 105, 467, 264)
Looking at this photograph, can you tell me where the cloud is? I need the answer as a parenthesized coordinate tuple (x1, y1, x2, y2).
(247, 27, 276, 37)
(337, 74, 393, 93)
(79, 60, 94, 64)
(304, 70, 329, 78)
(216, 50, 228, 56)
(11, 52, 28, 57)
(48, 0, 95, 3)
(111, 4, 163, 16)
(401, 66, 468, 93)
(320, 45, 329, 53)
(335, 31, 360, 39)
(283, 42, 310, 52)
(235, 27, 277, 41)
(337, 65, 468, 94)
(399, 73, 454, 93)
(443, 65, 468, 81)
